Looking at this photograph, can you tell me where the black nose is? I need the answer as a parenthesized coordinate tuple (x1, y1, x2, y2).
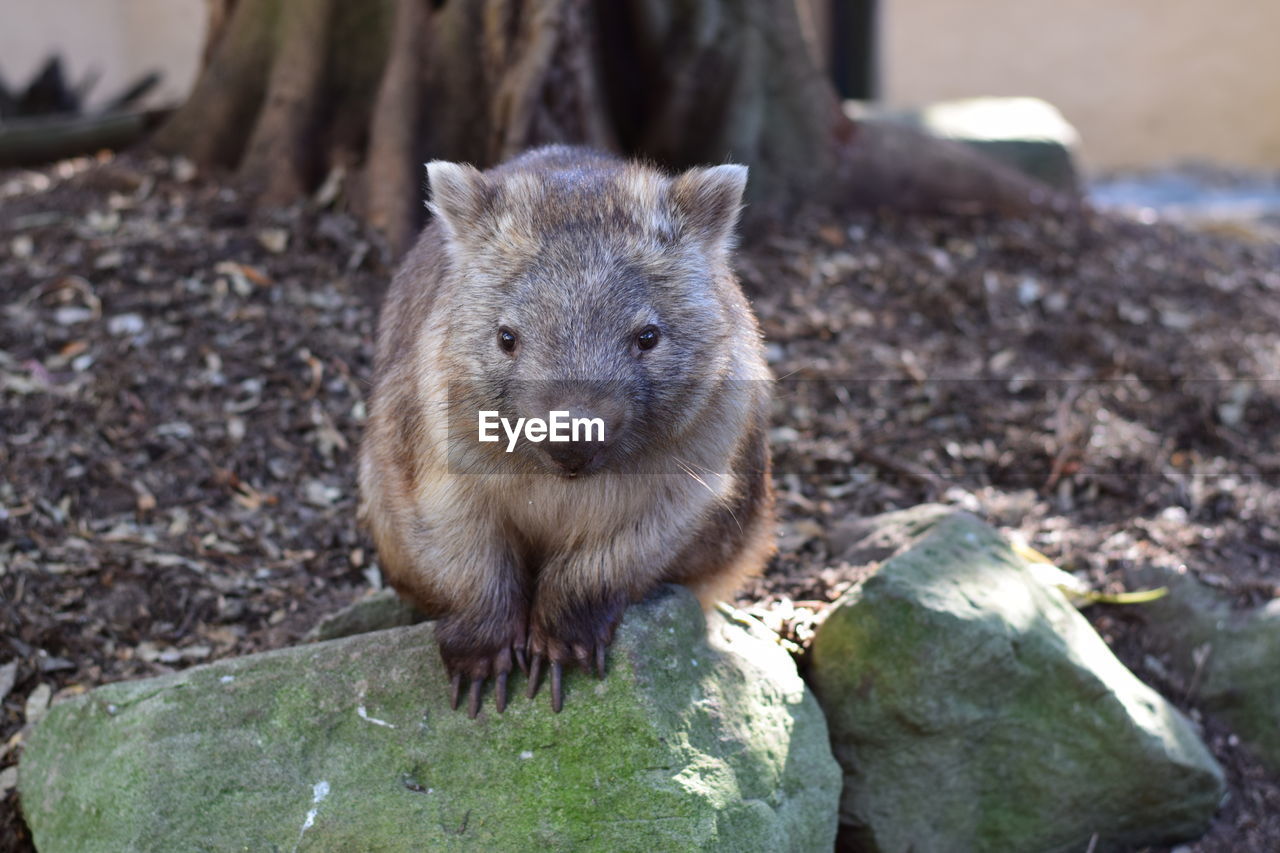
(543, 439, 601, 475)
(532, 392, 625, 476)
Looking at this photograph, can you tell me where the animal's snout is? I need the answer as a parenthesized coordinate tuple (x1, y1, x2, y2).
(532, 384, 626, 476)
(543, 437, 600, 476)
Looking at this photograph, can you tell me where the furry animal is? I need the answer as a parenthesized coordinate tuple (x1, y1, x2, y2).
(358, 146, 775, 716)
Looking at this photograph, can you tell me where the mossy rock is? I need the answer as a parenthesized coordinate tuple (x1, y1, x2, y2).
(1125, 562, 1280, 773)
(810, 509, 1224, 853)
(304, 587, 426, 643)
(20, 586, 840, 852)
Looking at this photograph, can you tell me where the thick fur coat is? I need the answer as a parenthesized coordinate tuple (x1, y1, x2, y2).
(358, 146, 775, 714)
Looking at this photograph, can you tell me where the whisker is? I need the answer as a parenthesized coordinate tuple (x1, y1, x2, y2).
(670, 453, 744, 536)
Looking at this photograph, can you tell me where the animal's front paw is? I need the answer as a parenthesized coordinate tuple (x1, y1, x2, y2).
(436, 618, 528, 718)
(526, 594, 627, 712)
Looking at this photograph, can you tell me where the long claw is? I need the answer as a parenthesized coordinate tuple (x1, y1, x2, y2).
(595, 643, 606, 679)
(550, 661, 564, 713)
(495, 670, 509, 713)
(572, 644, 592, 674)
(450, 671, 463, 711)
(468, 678, 483, 719)
(515, 645, 529, 676)
(527, 654, 544, 699)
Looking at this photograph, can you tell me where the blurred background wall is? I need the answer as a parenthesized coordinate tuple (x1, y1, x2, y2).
(0, 0, 1276, 172)
(878, 0, 1280, 170)
(0, 0, 204, 110)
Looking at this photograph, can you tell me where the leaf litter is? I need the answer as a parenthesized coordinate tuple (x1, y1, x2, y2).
(2, 152, 1278, 849)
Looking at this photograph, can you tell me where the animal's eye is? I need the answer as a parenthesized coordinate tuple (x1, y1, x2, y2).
(636, 325, 660, 352)
(497, 326, 518, 354)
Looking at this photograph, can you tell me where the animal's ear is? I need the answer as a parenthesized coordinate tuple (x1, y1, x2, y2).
(670, 164, 748, 252)
(425, 161, 491, 238)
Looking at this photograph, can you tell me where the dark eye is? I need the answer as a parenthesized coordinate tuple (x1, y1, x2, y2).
(636, 325, 660, 352)
(497, 326, 518, 354)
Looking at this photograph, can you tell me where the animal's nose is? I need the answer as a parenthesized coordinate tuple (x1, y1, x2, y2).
(534, 390, 625, 476)
(543, 438, 600, 476)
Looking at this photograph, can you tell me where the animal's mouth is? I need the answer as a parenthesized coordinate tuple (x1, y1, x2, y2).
(551, 447, 609, 478)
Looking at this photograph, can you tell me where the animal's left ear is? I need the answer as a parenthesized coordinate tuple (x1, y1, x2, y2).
(670, 164, 748, 252)
(425, 161, 492, 245)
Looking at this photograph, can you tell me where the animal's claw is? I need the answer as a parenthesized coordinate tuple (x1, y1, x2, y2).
(550, 660, 564, 713)
(449, 671, 463, 711)
(495, 670, 509, 712)
(527, 653, 545, 699)
(439, 629, 524, 717)
(525, 597, 626, 710)
(571, 643, 592, 674)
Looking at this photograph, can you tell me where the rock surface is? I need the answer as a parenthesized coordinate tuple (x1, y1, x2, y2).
(21, 586, 840, 852)
(810, 509, 1225, 853)
(1125, 563, 1280, 773)
(848, 96, 1080, 191)
(304, 587, 425, 643)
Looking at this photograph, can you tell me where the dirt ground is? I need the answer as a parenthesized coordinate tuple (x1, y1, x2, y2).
(2, 153, 1278, 850)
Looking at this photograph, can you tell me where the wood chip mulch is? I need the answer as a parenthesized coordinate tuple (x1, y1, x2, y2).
(2, 153, 1278, 850)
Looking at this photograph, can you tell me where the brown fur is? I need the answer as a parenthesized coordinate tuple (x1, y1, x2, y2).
(357, 146, 775, 712)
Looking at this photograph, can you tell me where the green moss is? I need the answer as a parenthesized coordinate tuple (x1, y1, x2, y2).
(21, 587, 839, 852)
(811, 511, 1225, 853)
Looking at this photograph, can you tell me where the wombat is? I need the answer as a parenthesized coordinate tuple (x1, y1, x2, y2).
(358, 146, 775, 716)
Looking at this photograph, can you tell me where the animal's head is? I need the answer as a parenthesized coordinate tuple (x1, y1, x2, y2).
(429, 154, 751, 477)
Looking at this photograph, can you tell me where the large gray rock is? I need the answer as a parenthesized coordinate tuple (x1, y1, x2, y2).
(304, 587, 425, 643)
(848, 97, 1081, 192)
(1125, 562, 1280, 773)
(21, 586, 840, 852)
(810, 509, 1225, 853)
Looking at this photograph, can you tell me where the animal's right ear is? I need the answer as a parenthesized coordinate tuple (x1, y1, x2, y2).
(669, 164, 748, 254)
(425, 161, 491, 240)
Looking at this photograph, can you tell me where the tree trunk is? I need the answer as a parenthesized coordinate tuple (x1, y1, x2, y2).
(361, 0, 429, 248)
(596, 0, 847, 204)
(153, 0, 282, 169)
(154, 0, 1066, 253)
(236, 0, 335, 204)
